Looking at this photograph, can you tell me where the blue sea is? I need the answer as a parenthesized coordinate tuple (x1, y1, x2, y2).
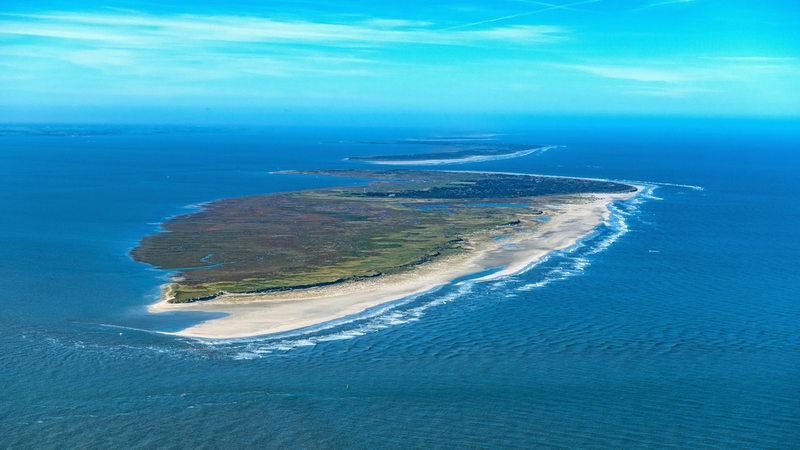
(1, 118, 798, 448)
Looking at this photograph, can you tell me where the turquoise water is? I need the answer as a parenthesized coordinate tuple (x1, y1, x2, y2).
(1, 119, 798, 448)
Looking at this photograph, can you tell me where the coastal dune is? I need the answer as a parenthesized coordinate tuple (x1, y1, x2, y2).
(149, 190, 637, 339)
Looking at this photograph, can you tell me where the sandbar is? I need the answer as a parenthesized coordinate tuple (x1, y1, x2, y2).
(148, 189, 638, 339)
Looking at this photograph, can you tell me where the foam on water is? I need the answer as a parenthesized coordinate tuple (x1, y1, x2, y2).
(623, 179, 704, 192)
(220, 283, 477, 358)
(500, 186, 648, 293)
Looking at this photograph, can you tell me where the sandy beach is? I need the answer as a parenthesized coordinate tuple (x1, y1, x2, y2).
(149, 189, 638, 338)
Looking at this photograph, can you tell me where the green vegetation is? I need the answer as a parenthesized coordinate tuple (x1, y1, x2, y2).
(131, 170, 635, 303)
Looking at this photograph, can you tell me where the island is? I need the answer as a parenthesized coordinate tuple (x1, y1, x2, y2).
(346, 142, 556, 164)
(132, 170, 638, 338)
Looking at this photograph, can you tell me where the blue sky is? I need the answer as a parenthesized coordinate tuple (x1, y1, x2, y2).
(1, 0, 798, 123)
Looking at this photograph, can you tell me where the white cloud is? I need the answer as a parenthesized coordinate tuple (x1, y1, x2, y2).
(63, 49, 137, 68)
(0, 12, 567, 48)
(460, 25, 566, 42)
(709, 56, 797, 62)
(362, 19, 434, 28)
(0, 21, 159, 45)
(0, 11, 567, 85)
(559, 57, 800, 89)
(627, 86, 712, 97)
(559, 64, 690, 82)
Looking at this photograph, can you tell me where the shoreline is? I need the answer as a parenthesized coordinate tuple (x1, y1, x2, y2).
(148, 189, 639, 339)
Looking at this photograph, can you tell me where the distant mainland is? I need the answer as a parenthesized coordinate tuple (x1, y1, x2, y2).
(133, 170, 638, 338)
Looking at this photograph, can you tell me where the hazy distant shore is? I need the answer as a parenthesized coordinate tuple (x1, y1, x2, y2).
(148, 188, 639, 339)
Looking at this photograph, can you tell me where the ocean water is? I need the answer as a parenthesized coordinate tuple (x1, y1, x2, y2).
(1, 119, 798, 448)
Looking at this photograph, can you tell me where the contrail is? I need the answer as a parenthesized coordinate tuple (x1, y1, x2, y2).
(443, 0, 601, 31)
(634, 0, 695, 11)
(514, 0, 594, 11)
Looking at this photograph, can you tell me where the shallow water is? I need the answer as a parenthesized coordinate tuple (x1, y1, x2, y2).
(1, 119, 798, 448)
